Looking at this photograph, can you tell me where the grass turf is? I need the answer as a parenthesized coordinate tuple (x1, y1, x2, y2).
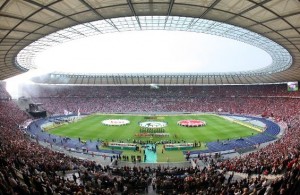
(49, 114, 259, 162)
(49, 113, 258, 143)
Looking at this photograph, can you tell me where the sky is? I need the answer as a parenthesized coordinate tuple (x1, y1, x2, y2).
(5, 30, 272, 98)
(34, 30, 272, 74)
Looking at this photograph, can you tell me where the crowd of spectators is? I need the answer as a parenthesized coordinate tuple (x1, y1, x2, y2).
(0, 84, 300, 194)
(21, 84, 300, 98)
(21, 85, 300, 124)
(218, 117, 300, 175)
(19, 84, 282, 99)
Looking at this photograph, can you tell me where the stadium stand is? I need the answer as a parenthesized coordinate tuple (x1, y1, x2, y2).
(21, 84, 300, 122)
(1, 1, 300, 194)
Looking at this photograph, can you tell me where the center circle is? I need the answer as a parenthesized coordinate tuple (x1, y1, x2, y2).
(139, 121, 167, 129)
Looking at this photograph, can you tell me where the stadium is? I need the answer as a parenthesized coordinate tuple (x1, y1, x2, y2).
(0, 0, 300, 194)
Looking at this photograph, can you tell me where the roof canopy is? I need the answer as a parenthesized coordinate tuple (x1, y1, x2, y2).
(0, 0, 299, 84)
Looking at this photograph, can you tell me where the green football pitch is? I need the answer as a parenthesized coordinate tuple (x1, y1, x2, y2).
(49, 113, 259, 143)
